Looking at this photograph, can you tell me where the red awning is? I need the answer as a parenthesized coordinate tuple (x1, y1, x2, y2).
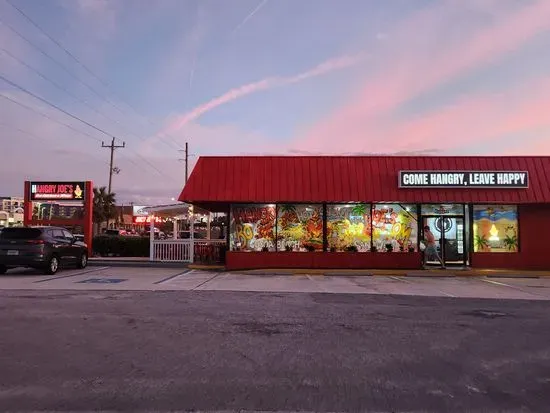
(179, 156, 550, 209)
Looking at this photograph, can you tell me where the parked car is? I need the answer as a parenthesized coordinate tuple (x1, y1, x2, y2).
(0, 226, 88, 275)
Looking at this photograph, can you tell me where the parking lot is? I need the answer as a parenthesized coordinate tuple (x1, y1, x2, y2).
(1, 266, 550, 300)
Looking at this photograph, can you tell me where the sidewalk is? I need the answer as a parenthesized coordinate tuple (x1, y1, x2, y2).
(88, 257, 549, 277)
(240, 268, 550, 278)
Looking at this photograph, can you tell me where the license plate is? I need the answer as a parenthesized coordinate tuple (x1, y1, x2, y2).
(7, 250, 19, 256)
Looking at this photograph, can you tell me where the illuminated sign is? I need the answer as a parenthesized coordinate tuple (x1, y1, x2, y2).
(399, 171, 529, 189)
(30, 181, 86, 201)
(132, 205, 149, 217)
(133, 216, 163, 224)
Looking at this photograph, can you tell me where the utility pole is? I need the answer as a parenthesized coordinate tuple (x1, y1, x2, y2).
(101, 137, 125, 193)
(178, 142, 190, 184)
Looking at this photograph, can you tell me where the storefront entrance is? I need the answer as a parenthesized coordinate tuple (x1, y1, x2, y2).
(421, 204, 467, 267)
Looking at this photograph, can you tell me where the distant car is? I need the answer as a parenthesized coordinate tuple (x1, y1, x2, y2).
(0, 227, 88, 275)
(104, 229, 127, 236)
(143, 229, 166, 239)
(178, 231, 205, 239)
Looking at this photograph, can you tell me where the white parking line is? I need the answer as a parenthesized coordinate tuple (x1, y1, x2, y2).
(192, 272, 222, 290)
(34, 266, 110, 283)
(390, 276, 456, 297)
(480, 277, 547, 298)
(154, 269, 192, 284)
(306, 274, 329, 292)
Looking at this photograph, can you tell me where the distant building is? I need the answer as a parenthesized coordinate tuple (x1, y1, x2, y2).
(0, 196, 24, 227)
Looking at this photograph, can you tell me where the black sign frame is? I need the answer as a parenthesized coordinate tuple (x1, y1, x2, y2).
(398, 171, 529, 189)
(29, 181, 87, 201)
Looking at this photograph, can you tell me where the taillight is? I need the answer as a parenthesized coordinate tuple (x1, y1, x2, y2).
(27, 240, 45, 244)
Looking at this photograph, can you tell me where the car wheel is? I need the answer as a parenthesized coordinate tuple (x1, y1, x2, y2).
(77, 252, 88, 269)
(0, 265, 7, 275)
(45, 255, 60, 275)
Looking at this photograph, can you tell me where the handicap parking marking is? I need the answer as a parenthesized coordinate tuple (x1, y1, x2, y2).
(77, 278, 127, 284)
(34, 266, 110, 283)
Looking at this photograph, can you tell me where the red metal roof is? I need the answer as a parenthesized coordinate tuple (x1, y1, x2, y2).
(179, 156, 550, 207)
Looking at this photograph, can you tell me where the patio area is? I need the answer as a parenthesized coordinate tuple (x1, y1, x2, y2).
(144, 203, 227, 264)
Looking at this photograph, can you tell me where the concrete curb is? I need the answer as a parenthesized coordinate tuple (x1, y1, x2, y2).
(89, 260, 187, 269)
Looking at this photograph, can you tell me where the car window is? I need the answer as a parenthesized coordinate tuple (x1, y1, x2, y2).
(51, 229, 65, 239)
(0, 228, 42, 239)
(62, 230, 74, 240)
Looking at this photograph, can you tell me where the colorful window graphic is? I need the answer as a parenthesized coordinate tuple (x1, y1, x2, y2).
(276, 204, 323, 251)
(327, 204, 372, 252)
(473, 205, 518, 252)
(230, 204, 276, 251)
(372, 204, 418, 252)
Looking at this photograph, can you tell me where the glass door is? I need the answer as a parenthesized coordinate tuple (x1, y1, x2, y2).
(441, 217, 465, 265)
(422, 216, 443, 265)
(422, 215, 466, 266)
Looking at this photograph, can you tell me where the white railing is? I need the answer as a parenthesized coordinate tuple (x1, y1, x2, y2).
(152, 239, 192, 262)
(151, 239, 226, 263)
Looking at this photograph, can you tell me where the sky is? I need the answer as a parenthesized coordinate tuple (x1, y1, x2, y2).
(1, 0, 550, 205)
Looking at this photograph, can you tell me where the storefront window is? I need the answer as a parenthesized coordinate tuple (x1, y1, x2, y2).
(277, 204, 323, 251)
(473, 205, 518, 252)
(372, 204, 418, 252)
(327, 204, 371, 252)
(230, 204, 276, 251)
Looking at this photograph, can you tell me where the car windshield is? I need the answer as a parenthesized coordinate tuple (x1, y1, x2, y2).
(0, 228, 42, 240)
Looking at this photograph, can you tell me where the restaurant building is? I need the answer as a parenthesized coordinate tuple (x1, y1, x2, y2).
(179, 156, 550, 271)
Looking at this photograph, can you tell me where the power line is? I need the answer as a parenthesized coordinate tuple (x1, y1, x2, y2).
(0, 120, 110, 166)
(1, 87, 171, 180)
(1, 47, 135, 134)
(3, 0, 185, 151)
(0, 73, 117, 139)
(0, 17, 127, 119)
(0, 10, 179, 181)
(5, 0, 118, 99)
(0, 93, 102, 143)
(0, 47, 160, 146)
(1, 16, 182, 177)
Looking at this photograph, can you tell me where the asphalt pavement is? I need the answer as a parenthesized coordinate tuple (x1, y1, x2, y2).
(1, 289, 549, 412)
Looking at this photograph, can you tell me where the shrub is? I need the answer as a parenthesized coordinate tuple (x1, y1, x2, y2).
(92, 236, 149, 257)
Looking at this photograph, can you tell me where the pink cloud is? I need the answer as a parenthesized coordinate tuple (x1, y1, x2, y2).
(161, 53, 365, 136)
(296, 0, 550, 152)
(390, 80, 550, 153)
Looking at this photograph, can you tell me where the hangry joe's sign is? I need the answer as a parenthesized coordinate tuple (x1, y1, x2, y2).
(399, 171, 529, 189)
(30, 181, 86, 201)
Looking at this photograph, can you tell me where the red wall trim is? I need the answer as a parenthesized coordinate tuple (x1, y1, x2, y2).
(226, 251, 422, 271)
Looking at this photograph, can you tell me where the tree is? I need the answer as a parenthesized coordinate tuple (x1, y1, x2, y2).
(93, 187, 117, 234)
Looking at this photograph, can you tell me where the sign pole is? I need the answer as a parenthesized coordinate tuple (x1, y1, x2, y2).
(84, 181, 93, 253)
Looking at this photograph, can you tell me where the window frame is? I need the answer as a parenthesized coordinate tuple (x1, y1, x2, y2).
(275, 203, 324, 252)
(471, 204, 520, 253)
(229, 203, 277, 252)
(325, 203, 373, 252)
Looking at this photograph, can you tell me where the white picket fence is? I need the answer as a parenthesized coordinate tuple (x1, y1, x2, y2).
(151, 239, 226, 263)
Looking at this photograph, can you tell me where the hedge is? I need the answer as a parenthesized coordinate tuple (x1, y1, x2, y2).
(92, 236, 149, 257)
